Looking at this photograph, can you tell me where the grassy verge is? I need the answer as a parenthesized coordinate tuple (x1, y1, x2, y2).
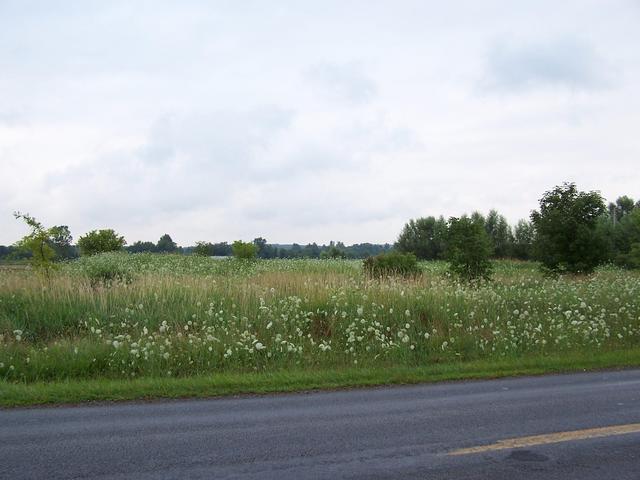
(3, 348, 640, 408)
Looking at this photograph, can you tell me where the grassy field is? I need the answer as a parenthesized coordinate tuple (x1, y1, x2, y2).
(1, 253, 640, 406)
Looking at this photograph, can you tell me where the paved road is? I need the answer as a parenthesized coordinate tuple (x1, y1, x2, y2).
(2, 370, 640, 479)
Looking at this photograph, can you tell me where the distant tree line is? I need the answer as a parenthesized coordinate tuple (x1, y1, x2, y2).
(396, 183, 640, 273)
(4, 183, 638, 274)
(189, 239, 392, 259)
(1, 228, 392, 261)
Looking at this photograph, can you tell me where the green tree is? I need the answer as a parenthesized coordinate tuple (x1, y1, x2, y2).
(512, 219, 535, 260)
(48, 225, 77, 259)
(320, 245, 347, 259)
(127, 241, 156, 253)
(445, 216, 493, 281)
(77, 229, 126, 256)
(252, 237, 278, 258)
(484, 209, 513, 258)
(618, 242, 640, 269)
(211, 242, 232, 256)
(613, 208, 640, 268)
(530, 182, 608, 273)
(609, 196, 635, 223)
(193, 241, 213, 257)
(232, 240, 257, 260)
(156, 234, 177, 253)
(13, 212, 59, 277)
(396, 216, 447, 260)
(302, 243, 321, 258)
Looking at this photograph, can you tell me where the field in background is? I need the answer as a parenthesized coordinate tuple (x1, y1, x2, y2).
(1, 253, 639, 405)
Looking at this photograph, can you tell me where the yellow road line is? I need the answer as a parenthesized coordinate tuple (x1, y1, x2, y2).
(449, 422, 640, 456)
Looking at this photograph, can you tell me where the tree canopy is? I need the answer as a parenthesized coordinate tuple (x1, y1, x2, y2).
(531, 182, 607, 273)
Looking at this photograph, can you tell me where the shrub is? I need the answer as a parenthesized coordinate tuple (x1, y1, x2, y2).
(446, 216, 493, 281)
(77, 253, 133, 286)
(77, 229, 126, 256)
(232, 241, 257, 260)
(363, 251, 420, 278)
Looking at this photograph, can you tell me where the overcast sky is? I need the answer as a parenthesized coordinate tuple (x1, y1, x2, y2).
(1, 1, 639, 245)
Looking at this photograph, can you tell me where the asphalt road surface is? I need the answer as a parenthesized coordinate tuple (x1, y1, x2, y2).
(2, 369, 640, 479)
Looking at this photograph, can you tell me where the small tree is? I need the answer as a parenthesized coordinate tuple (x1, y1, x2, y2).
(156, 234, 177, 253)
(193, 241, 213, 257)
(77, 229, 126, 256)
(531, 182, 608, 273)
(48, 225, 77, 259)
(445, 216, 493, 281)
(484, 209, 513, 258)
(13, 212, 59, 277)
(512, 219, 535, 260)
(232, 240, 257, 260)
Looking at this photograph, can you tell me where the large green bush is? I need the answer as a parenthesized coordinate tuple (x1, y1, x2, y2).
(531, 183, 608, 274)
(77, 229, 126, 256)
(75, 253, 134, 286)
(232, 241, 258, 260)
(445, 216, 493, 281)
(363, 251, 420, 278)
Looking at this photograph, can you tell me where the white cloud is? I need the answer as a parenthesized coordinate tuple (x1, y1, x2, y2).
(1, 1, 639, 245)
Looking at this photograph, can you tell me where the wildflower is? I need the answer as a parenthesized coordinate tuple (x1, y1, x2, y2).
(255, 342, 266, 350)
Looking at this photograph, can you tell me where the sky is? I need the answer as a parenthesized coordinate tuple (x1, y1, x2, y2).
(1, 0, 639, 246)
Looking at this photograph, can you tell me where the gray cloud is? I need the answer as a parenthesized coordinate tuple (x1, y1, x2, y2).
(0, 110, 26, 126)
(481, 37, 610, 92)
(1, 1, 639, 245)
(44, 107, 294, 227)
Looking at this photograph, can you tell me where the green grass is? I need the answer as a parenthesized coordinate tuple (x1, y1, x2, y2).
(1, 253, 639, 406)
(2, 348, 640, 407)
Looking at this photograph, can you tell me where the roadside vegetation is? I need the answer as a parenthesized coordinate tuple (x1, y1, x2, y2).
(1, 182, 639, 406)
(1, 257, 639, 402)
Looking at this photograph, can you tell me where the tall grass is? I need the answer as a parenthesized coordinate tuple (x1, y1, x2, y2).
(1, 254, 639, 382)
